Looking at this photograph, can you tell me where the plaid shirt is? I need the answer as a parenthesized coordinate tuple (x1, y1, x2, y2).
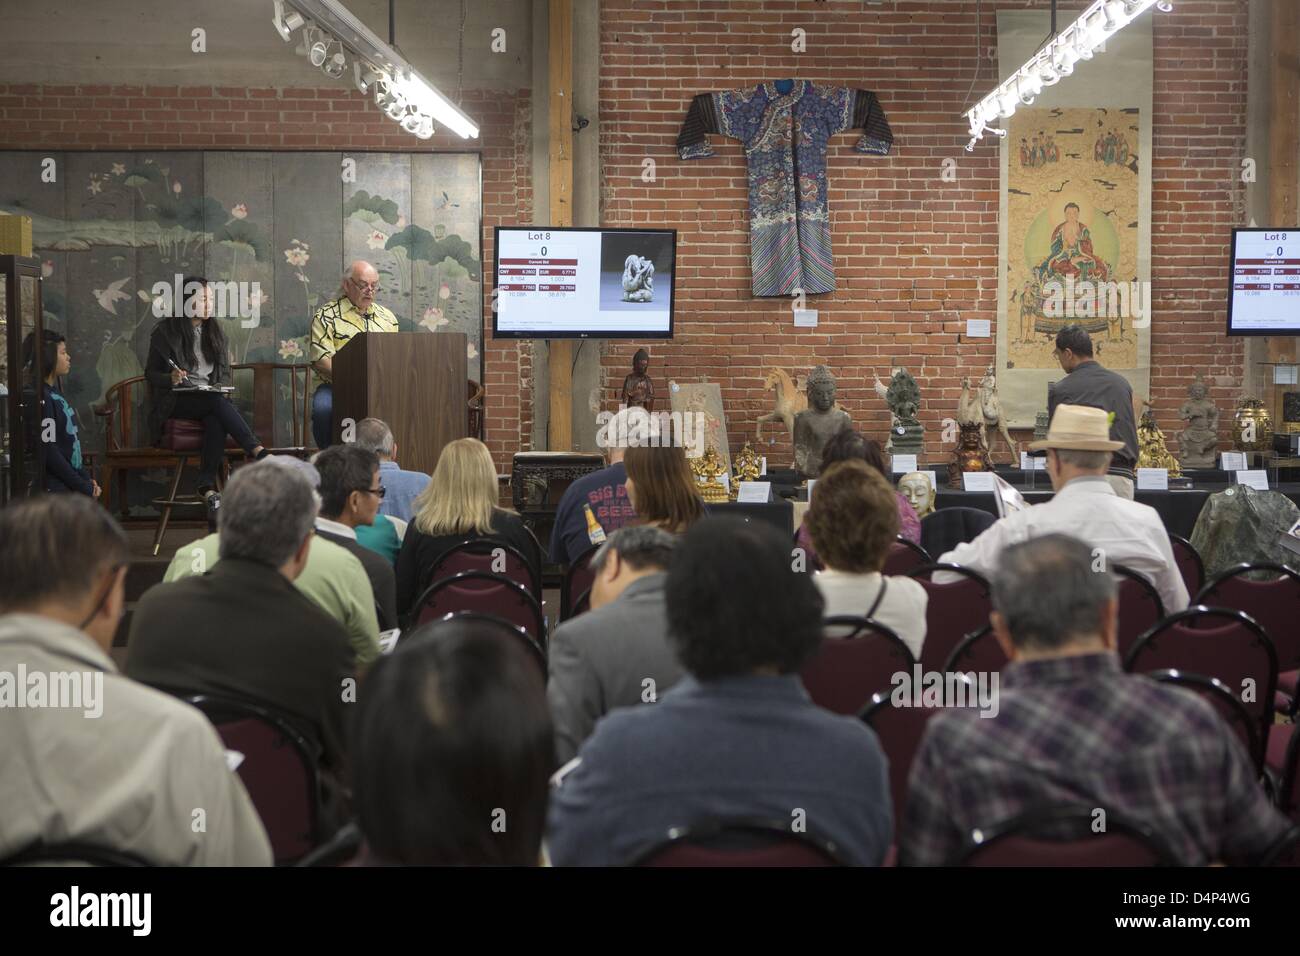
(900, 652, 1289, 866)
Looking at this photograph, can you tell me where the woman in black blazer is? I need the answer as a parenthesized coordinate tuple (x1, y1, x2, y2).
(145, 276, 268, 496)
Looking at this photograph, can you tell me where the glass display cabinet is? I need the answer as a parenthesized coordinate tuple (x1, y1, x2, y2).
(1, 255, 46, 505)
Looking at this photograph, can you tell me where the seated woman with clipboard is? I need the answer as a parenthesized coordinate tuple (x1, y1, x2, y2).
(145, 275, 269, 504)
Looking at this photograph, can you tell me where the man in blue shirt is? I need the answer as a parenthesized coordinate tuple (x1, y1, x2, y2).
(548, 407, 641, 565)
(355, 417, 430, 524)
(546, 517, 893, 866)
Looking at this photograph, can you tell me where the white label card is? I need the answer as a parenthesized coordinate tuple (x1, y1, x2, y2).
(1274, 365, 1298, 385)
(1136, 468, 1169, 490)
(760, 457, 767, 476)
(962, 471, 997, 492)
(966, 319, 992, 337)
(891, 454, 918, 474)
(807, 479, 815, 501)
(1237, 469, 1269, 491)
(1221, 452, 1247, 471)
(922, 470, 937, 491)
(738, 481, 771, 503)
(793, 309, 818, 327)
(1019, 452, 1047, 470)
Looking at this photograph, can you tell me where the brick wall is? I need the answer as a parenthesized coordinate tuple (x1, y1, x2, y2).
(599, 0, 1250, 466)
(0, 82, 532, 473)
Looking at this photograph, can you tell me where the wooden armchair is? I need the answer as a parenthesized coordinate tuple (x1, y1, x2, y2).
(95, 363, 313, 552)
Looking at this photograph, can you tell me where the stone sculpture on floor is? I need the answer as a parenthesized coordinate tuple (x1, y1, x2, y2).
(793, 364, 852, 478)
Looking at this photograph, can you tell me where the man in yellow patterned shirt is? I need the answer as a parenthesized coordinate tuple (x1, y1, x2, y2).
(309, 259, 399, 448)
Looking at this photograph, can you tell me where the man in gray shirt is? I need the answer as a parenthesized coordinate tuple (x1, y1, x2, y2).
(1048, 324, 1140, 499)
(548, 526, 683, 764)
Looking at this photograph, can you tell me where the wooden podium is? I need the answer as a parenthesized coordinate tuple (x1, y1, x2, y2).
(332, 332, 467, 477)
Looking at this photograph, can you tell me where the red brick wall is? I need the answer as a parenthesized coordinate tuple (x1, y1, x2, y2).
(599, 0, 1250, 466)
(0, 82, 532, 473)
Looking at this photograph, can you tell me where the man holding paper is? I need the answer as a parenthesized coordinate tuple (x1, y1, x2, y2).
(936, 405, 1188, 615)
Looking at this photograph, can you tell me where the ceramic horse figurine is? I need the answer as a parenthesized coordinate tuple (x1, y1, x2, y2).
(756, 368, 807, 443)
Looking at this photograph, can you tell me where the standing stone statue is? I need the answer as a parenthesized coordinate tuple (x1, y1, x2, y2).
(621, 255, 655, 302)
(620, 348, 655, 411)
(793, 365, 852, 477)
(879, 367, 924, 457)
(1178, 374, 1219, 470)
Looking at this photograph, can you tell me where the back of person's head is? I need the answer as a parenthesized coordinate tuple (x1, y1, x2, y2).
(666, 516, 824, 679)
(601, 405, 657, 460)
(1055, 324, 1094, 357)
(806, 460, 900, 573)
(0, 494, 129, 615)
(820, 428, 889, 479)
(623, 443, 704, 534)
(992, 533, 1116, 653)
(315, 444, 380, 518)
(413, 437, 499, 536)
(351, 618, 554, 865)
(354, 418, 395, 459)
(592, 524, 676, 575)
(218, 460, 319, 567)
(21, 329, 65, 375)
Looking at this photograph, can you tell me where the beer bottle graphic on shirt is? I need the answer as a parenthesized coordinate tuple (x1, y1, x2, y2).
(583, 503, 607, 545)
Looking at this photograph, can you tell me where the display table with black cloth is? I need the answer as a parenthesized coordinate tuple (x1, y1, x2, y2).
(933, 483, 1300, 540)
(511, 452, 607, 583)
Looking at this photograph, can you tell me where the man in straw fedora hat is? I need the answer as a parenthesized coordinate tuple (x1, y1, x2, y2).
(934, 404, 1188, 614)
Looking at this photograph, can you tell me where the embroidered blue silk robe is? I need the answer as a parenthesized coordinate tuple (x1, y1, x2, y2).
(676, 80, 893, 298)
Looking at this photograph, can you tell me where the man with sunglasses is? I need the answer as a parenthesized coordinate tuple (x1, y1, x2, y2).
(0, 495, 271, 865)
(312, 445, 399, 632)
(309, 260, 399, 449)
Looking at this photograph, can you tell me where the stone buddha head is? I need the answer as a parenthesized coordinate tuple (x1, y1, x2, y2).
(807, 364, 836, 413)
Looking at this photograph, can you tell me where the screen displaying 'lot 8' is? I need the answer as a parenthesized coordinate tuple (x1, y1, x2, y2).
(493, 227, 676, 338)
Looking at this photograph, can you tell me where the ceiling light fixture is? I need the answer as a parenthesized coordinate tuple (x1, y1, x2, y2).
(273, 0, 479, 140)
(965, 0, 1171, 146)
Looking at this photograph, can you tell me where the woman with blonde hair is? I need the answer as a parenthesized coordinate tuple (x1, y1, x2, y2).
(396, 438, 540, 615)
(623, 443, 705, 535)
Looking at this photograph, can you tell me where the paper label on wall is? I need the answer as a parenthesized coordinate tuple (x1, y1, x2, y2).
(1221, 451, 1247, 471)
(1136, 468, 1168, 490)
(891, 454, 918, 474)
(1236, 469, 1269, 491)
(1275, 365, 1299, 385)
(793, 309, 818, 327)
(738, 481, 771, 503)
(962, 472, 997, 492)
(966, 319, 991, 338)
(1019, 452, 1047, 470)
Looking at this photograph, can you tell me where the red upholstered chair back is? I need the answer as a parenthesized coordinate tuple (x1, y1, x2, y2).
(904, 564, 992, 674)
(1195, 564, 1300, 672)
(882, 537, 931, 577)
(1278, 729, 1300, 824)
(956, 805, 1177, 867)
(424, 539, 540, 600)
(561, 546, 600, 621)
(1112, 565, 1165, 661)
(1169, 534, 1205, 597)
(412, 611, 548, 676)
(1124, 607, 1277, 769)
(632, 820, 846, 867)
(1147, 669, 1261, 774)
(413, 572, 546, 645)
(184, 694, 321, 865)
(943, 624, 1009, 675)
(801, 617, 915, 716)
(861, 677, 976, 841)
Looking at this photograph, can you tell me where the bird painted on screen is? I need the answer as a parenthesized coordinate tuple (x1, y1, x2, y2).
(93, 277, 132, 314)
(436, 191, 460, 210)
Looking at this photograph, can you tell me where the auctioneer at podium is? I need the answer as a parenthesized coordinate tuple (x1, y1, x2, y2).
(331, 332, 467, 477)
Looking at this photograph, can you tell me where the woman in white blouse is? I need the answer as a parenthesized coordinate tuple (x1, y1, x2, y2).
(806, 459, 928, 658)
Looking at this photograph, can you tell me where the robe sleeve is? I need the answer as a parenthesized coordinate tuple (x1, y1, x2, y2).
(849, 89, 893, 156)
(676, 93, 722, 160)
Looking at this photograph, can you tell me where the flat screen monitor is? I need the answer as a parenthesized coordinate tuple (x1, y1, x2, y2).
(492, 226, 676, 339)
(1227, 227, 1300, 335)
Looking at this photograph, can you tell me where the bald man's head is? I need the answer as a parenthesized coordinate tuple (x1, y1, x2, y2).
(343, 260, 380, 311)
